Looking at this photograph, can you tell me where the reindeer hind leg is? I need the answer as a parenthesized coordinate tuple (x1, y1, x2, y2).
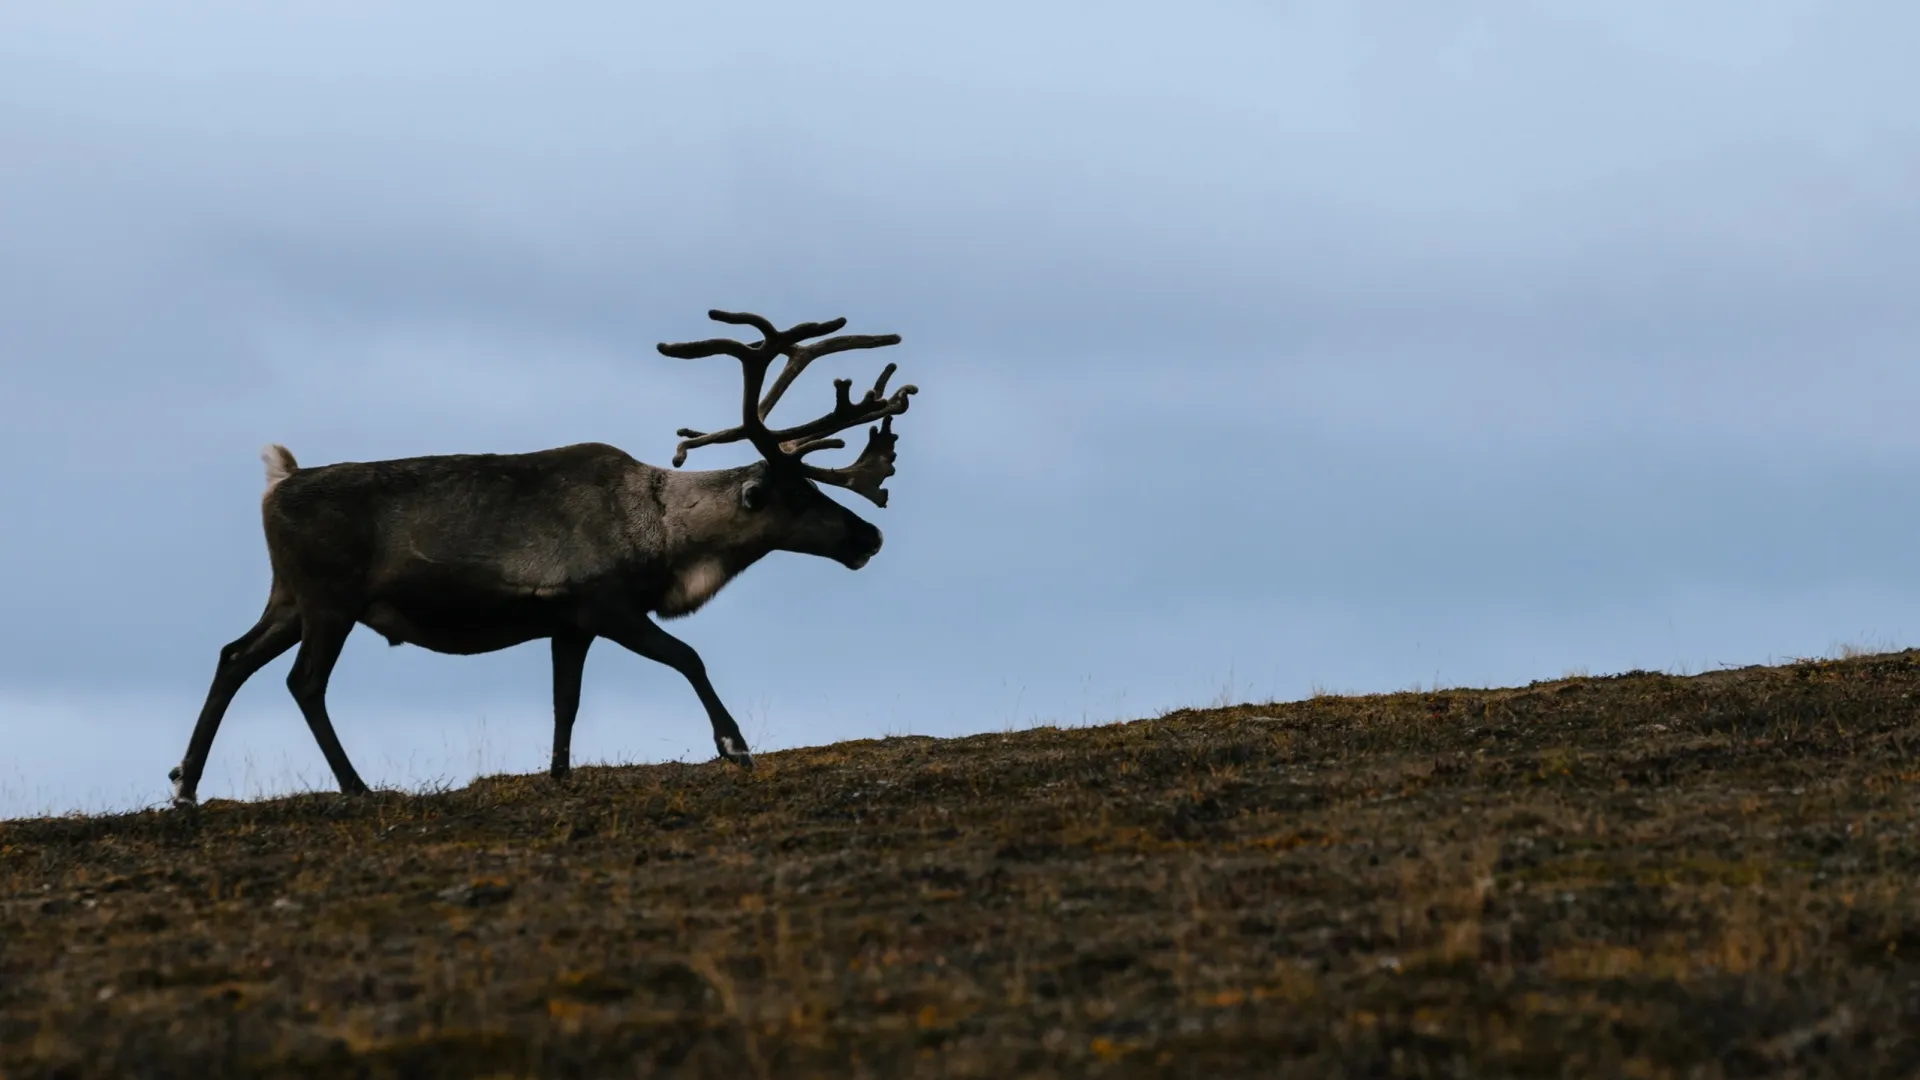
(284, 608, 370, 796)
(171, 588, 301, 807)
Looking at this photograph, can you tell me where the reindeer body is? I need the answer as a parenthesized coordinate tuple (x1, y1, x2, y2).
(264, 442, 826, 646)
(168, 311, 913, 807)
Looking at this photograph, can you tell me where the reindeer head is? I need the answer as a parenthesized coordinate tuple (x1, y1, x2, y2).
(657, 310, 916, 570)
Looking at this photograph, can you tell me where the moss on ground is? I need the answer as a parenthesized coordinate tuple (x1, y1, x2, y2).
(5, 652, 1920, 1077)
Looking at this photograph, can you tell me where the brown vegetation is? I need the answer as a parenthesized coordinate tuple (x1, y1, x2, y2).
(5, 651, 1920, 1077)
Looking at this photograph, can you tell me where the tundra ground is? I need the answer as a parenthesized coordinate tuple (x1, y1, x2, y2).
(4, 652, 1920, 1078)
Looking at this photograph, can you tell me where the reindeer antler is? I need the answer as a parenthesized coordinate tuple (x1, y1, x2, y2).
(795, 415, 904, 507)
(656, 309, 917, 506)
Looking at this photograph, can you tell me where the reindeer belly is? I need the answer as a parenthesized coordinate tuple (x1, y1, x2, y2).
(359, 589, 574, 655)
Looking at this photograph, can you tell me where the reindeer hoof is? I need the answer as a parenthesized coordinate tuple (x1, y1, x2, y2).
(717, 736, 755, 770)
(168, 765, 197, 809)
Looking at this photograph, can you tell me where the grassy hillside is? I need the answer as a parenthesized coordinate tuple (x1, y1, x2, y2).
(5, 651, 1920, 1078)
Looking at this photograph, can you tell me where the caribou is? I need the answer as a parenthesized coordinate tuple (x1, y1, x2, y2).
(168, 309, 916, 807)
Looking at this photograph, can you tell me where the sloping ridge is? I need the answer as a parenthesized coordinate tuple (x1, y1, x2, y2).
(4, 649, 1919, 1076)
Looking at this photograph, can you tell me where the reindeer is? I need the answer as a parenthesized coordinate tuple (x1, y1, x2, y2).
(167, 310, 915, 807)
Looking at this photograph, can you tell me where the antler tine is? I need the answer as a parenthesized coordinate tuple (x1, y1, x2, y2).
(789, 437, 847, 457)
(654, 337, 761, 362)
(758, 331, 904, 420)
(704, 309, 783, 343)
(801, 416, 902, 507)
(777, 316, 850, 342)
(767, 364, 917, 451)
(668, 426, 742, 468)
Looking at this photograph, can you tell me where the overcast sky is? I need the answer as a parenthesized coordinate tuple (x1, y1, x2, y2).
(4, 2, 1917, 817)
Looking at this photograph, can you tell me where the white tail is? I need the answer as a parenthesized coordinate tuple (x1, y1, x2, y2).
(261, 443, 299, 490)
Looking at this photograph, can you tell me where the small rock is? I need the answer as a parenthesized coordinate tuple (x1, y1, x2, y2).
(272, 897, 301, 911)
(437, 881, 515, 908)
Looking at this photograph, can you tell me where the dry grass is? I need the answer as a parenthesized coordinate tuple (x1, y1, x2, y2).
(5, 650, 1920, 1077)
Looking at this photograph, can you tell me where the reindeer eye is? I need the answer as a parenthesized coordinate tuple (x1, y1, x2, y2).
(740, 479, 768, 511)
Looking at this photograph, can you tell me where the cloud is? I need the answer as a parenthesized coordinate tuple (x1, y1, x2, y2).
(3, 1, 1919, 814)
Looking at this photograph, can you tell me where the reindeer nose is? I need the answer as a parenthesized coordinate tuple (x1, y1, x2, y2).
(845, 523, 883, 569)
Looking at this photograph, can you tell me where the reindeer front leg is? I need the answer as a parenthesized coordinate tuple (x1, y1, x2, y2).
(596, 610, 754, 769)
(549, 632, 592, 780)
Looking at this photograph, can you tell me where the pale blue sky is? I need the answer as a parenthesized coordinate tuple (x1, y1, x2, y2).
(4, 2, 1918, 816)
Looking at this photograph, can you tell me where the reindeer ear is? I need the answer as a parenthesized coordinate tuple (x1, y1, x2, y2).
(739, 478, 769, 512)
